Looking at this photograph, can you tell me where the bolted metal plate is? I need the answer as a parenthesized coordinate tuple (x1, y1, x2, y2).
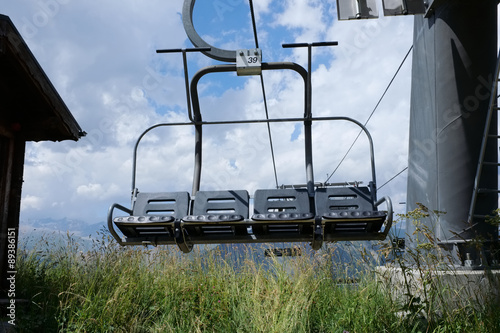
(236, 49, 262, 76)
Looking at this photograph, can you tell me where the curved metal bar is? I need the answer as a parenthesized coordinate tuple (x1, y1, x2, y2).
(190, 62, 308, 120)
(131, 122, 194, 193)
(128, 115, 378, 198)
(316, 116, 378, 192)
(107, 203, 132, 245)
(190, 116, 378, 200)
(375, 196, 393, 238)
(189, 62, 309, 194)
(182, 0, 237, 62)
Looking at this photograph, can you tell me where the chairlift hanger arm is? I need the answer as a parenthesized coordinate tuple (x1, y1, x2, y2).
(189, 62, 309, 122)
(189, 62, 309, 195)
(280, 41, 338, 195)
(182, 0, 237, 62)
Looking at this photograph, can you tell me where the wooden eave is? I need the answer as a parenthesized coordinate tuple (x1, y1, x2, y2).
(0, 14, 83, 142)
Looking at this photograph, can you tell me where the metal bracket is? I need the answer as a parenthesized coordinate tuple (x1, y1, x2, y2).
(311, 217, 324, 250)
(236, 49, 262, 76)
(174, 221, 193, 253)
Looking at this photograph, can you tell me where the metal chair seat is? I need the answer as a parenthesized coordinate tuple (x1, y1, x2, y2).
(114, 215, 175, 238)
(110, 191, 190, 243)
(251, 188, 315, 238)
(183, 214, 245, 222)
(252, 212, 315, 221)
(316, 186, 386, 234)
(182, 190, 250, 237)
(322, 210, 386, 220)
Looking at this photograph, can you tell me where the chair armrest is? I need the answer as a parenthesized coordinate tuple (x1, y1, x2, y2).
(107, 203, 133, 245)
(375, 196, 393, 238)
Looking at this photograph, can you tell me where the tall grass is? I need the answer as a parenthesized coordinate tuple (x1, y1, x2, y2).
(9, 216, 500, 332)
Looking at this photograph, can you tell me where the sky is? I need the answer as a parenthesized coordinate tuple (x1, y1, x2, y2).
(3, 0, 495, 231)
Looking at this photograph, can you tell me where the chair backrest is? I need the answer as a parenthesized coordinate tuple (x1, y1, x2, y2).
(192, 190, 249, 218)
(253, 188, 311, 214)
(132, 192, 190, 219)
(315, 186, 374, 215)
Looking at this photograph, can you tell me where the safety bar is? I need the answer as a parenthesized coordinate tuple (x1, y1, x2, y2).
(129, 116, 378, 202)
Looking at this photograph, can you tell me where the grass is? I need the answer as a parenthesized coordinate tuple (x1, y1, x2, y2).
(5, 210, 500, 332)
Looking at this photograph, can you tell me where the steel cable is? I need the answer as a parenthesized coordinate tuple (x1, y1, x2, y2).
(325, 45, 413, 184)
(249, 0, 279, 188)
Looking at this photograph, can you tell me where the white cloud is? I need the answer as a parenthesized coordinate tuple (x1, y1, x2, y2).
(273, 0, 327, 34)
(76, 183, 103, 196)
(21, 195, 43, 210)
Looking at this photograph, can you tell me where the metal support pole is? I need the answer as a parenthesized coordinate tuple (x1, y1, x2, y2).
(282, 42, 338, 197)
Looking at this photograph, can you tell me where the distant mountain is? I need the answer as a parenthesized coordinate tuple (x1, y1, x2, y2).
(19, 217, 105, 237)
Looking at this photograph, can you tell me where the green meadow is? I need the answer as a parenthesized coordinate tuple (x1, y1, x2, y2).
(6, 208, 500, 332)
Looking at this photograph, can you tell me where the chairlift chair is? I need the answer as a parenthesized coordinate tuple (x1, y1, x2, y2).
(107, 0, 392, 253)
(107, 51, 393, 253)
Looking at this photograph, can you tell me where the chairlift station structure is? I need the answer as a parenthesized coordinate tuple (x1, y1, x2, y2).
(108, 0, 500, 266)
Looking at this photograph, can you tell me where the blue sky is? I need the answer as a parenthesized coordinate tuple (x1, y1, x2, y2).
(4, 0, 487, 234)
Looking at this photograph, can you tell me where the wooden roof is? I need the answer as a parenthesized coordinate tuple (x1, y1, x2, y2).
(0, 14, 83, 141)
